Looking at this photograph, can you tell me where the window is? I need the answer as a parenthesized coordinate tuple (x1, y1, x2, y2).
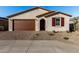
(52, 17, 64, 27)
(55, 18, 61, 26)
(0, 26, 4, 31)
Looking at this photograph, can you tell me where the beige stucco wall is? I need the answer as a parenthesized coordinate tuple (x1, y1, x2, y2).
(9, 9, 48, 31)
(46, 14, 70, 31)
(36, 14, 70, 31)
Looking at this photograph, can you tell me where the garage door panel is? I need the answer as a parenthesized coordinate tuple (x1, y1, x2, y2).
(14, 20, 35, 31)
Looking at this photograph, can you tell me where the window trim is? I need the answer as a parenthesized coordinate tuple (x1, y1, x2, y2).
(55, 17, 61, 27)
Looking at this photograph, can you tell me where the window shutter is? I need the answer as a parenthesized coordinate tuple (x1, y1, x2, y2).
(61, 17, 64, 26)
(52, 18, 55, 26)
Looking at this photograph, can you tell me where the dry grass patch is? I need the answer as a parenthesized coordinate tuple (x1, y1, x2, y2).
(31, 33, 40, 40)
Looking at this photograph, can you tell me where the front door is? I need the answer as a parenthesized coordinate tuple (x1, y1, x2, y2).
(40, 19, 45, 31)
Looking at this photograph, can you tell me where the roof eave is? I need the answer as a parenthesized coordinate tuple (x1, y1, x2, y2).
(45, 12, 72, 18)
(7, 7, 50, 18)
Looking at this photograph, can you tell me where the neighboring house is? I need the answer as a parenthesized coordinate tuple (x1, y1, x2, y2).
(7, 7, 72, 31)
(69, 19, 74, 31)
(0, 17, 8, 31)
(71, 16, 79, 31)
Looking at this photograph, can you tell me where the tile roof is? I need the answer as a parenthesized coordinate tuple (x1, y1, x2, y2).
(7, 7, 72, 18)
(7, 7, 50, 18)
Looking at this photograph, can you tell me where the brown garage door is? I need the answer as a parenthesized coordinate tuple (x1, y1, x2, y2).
(13, 19, 35, 31)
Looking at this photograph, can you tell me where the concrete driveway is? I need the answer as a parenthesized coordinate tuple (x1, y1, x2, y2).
(0, 40, 79, 53)
(0, 31, 79, 53)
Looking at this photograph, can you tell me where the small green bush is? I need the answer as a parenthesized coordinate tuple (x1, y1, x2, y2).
(52, 30, 58, 33)
(64, 37, 69, 40)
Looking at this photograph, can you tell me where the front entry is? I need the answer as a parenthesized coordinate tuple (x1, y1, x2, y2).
(40, 19, 45, 31)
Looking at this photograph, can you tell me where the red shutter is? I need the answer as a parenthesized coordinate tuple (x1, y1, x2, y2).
(52, 18, 55, 26)
(61, 17, 64, 26)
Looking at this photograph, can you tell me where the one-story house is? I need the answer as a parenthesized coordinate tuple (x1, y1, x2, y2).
(0, 17, 8, 31)
(7, 7, 72, 31)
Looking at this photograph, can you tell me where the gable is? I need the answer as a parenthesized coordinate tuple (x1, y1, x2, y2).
(36, 11, 55, 18)
(8, 7, 72, 20)
(8, 7, 49, 19)
(45, 12, 72, 18)
(36, 11, 72, 18)
(46, 13, 70, 20)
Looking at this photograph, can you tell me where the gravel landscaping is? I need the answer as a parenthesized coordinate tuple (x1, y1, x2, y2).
(0, 31, 78, 53)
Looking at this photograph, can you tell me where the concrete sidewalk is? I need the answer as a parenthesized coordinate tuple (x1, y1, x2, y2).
(0, 40, 79, 53)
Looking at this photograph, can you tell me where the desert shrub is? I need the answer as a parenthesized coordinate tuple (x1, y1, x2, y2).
(35, 33, 39, 36)
(64, 37, 69, 40)
(48, 33, 55, 36)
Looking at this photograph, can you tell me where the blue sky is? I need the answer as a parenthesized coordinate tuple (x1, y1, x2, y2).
(0, 6, 79, 17)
